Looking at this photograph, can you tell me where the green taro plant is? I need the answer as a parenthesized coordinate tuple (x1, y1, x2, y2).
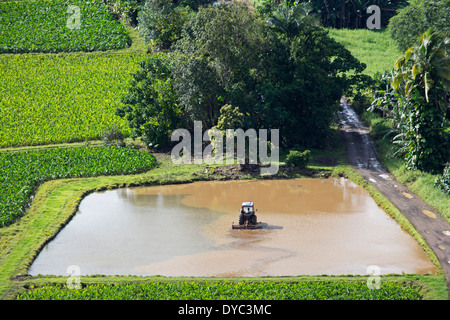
(16, 280, 422, 300)
(0, 0, 130, 54)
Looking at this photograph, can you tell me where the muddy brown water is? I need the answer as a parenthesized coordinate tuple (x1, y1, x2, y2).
(28, 178, 436, 277)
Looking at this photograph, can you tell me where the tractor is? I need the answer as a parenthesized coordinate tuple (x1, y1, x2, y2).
(232, 202, 262, 229)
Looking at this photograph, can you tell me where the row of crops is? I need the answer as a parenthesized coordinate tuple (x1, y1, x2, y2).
(0, 146, 156, 227)
(0, 0, 130, 53)
(0, 52, 145, 147)
(16, 281, 422, 300)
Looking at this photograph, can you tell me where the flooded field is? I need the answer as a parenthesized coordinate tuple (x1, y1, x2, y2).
(28, 178, 436, 277)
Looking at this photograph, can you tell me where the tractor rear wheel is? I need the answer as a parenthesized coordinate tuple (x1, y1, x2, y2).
(251, 215, 257, 225)
(239, 214, 245, 225)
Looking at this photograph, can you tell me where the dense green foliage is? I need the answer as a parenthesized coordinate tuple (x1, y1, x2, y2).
(0, 53, 145, 147)
(137, 0, 216, 50)
(0, 0, 130, 53)
(137, 0, 193, 50)
(388, 0, 450, 51)
(0, 147, 156, 227)
(370, 30, 449, 173)
(120, 2, 371, 149)
(255, 0, 407, 29)
(16, 280, 422, 300)
(98, 0, 145, 26)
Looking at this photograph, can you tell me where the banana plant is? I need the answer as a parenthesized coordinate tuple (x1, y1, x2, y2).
(392, 29, 450, 103)
(389, 29, 449, 172)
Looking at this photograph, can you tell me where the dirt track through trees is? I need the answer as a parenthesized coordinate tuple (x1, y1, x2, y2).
(339, 100, 450, 299)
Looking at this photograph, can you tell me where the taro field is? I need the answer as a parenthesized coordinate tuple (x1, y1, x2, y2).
(0, 0, 130, 53)
(0, 52, 146, 147)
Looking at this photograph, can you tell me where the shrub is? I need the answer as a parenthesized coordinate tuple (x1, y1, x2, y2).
(98, 0, 145, 26)
(435, 163, 450, 195)
(285, 149, 310, 169)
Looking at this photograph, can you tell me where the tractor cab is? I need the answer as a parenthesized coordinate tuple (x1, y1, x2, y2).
(240, 202, 255, 216)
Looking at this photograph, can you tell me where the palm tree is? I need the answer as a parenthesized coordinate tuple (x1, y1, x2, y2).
(266, 1, 319, 40)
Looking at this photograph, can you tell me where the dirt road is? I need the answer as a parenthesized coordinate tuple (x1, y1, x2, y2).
(339, 100, 450, 299)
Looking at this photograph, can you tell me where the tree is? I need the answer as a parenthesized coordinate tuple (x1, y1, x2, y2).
(388, 0, 450, 51)
(138, 0, 192, 50)
(278, 0, 408, 29)
(123, 1, 371, 151)
(170, 1, 370, 148)
(116, 55, 186, 149)
(171, 3, 265, 128)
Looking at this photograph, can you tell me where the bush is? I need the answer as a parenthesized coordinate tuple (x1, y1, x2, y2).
(285, 149, 311, 169)
(98, 0, 145, 26)
(435, 163, 450, 195)
(102, 126, 125, 147)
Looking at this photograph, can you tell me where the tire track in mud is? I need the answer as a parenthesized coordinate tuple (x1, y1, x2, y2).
(339, 99, 450, 299)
